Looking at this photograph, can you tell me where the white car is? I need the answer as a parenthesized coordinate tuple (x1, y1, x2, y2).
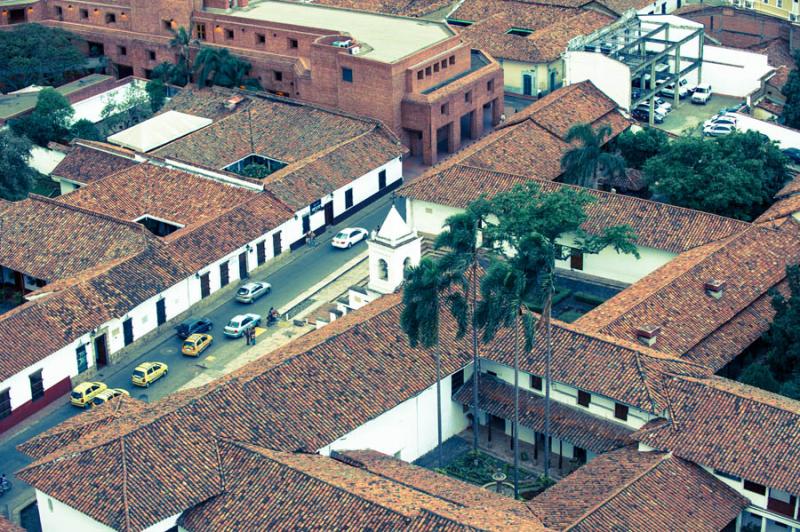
(643, 97, 671, 115)
(331, 227, 369, 249)
(236, 281, 271, 304)
(703, 123, 735, 137)
(692, 83, 712, 104)
(703, 113, 737, 129)
(660, 79, 690, 99)
(223, 313, 262, 337)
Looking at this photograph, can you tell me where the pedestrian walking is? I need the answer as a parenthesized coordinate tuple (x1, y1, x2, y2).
(244, 328, 251, 346)
(251, 327, 257, 345)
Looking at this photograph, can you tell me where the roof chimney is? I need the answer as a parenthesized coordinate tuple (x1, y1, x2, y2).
(224, 95, 245, 110)
(635, 325, 661, 347)
(704, 279, 726, 300)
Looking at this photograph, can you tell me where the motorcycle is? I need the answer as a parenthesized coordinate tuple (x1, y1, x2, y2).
(0, 476, 11, 497)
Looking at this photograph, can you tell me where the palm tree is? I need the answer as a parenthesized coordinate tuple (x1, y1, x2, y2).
(560, 123, 626, 189)
(434, 201, 489, 456)
(168, 26, 192, 85)
(194, 47, 259, 90)
(402, 258, 467, 469)
(193, 47, 222, 88)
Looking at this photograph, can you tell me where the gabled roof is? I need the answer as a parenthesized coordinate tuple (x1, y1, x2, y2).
(575, 219, 800, 363)
(0, 195, 150, 283)
(56, 162, 258, 231)
(50, 141, 137, 185)
(529, 445, 748, 531)
(634, 376, 800, 494)
(400, 165, 750, 253)
(108, 110, 212, 152)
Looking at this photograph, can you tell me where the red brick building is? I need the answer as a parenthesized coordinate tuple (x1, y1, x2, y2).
(2, 0, 503, 164)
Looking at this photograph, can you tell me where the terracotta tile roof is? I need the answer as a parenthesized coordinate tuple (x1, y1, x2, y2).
(755, 194, 800, 223)
(179, 442, 545, 531)
(776, 173, 800, 199)
(154, 90, 405, 210)
(750, 38, 795, 70)
(457, 5, 612, 63)
(17, 395, 147, 460)
(757, 98, 784, 116)
(0, 516, 23, 532)
(769, 65, 791, 91)
(454, 376, 634, 453)
(634, 376, 800, 493)
(0, 198, 10, 214)
(162, 86, 248, 120)
(529, 445, 748, 531)
(56, 162, 258, 230)
(450, 0, 577, 26)
(50, 142, 137, 185)
(594, 0, 656, 14)
(165, 191, 294, 270)
(0, 195, 151, 283)
(304, 0, 454, 16)
(0, 241, 193, 382)
(575, 219, 800, 361)
(400, 165, 750, 253)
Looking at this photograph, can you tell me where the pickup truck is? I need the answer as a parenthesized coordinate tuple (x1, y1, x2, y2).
(660, 79, 690, 99)
(692, 83, 712, 104)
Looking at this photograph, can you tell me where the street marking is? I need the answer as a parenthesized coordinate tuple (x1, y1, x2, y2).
(254, 327, 267, 337)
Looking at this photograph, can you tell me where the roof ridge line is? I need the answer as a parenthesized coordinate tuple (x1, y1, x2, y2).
(686, 375, 800, 415)
(564, 450, 669, 531)
(120, 436, 133, 532)
(33, 194, 153, 235)
(633, 352, 659, 414)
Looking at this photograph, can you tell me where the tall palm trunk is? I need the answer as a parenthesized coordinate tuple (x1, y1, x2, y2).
(513, 308, 520, 499)
(471, 239, 480, 456)
(542, 257, 555, 479)
(436, 342, 443, 468)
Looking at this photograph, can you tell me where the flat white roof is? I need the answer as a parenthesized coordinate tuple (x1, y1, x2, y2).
(218, 0, 453, 63)
(108, 111, 213, 152)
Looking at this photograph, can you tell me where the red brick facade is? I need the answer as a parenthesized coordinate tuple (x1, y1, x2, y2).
(5, 0, 502, 164)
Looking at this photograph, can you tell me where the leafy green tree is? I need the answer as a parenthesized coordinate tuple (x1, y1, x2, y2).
(780, 376, 800, 400)
(145, 79, 167, 113)
(613, 127, 669, 169)
(69, 119, 102, 141)
(241, 163, 271, 179)
(168, 27, 192, 86)
(781, 50, 800, 129)
(0, 24, 86, 91)
(739, 363, 780, 393)
(100, 85, 152, 130)
(476, 182, 639, 494)
(643, 132, 789, 221)
(193, 47, 260, 90)
(561, 123, 626, 189)
(10, 88, 75, 146)
(764, 265, 800, 381)
(401, 259, 466, 469)
(0, 130, 38, 200)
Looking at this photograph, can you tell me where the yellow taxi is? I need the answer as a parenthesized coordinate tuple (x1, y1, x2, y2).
(181, 333, 213, 357)
(70, 381, 108, 408)
(131, 361, 168, 387)
(91, 388, 130, 407)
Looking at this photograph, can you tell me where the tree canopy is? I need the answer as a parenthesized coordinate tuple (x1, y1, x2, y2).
(193, 47, 261, 90)
(0, 24, 86, 92)
(560, 124, 626, 189)
(613, 127, 669, 170)
(643, 131, 789, 221)
(781, 50, 800, 129)
(0, 130, 39, 201)
(10, 88, 75, 146)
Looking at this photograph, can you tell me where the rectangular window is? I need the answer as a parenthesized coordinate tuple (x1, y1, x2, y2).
(465, 91, 472, 103)
(441, 59, 447, 69)
(487, 370, 497, 377)
(451, 369, 464, 392)
(614, 402, 629, 421)
(76, 345, 88, 373)
(105, 12, 116, 23)
(488, 79, 494, 92)
(196, 23, 207, 40)
(530, 375, 542, 391)
(80, 8, 88, 18)
(570, 250, 584, 271)
(288, 38, 298, 48)
(345, 188, 354, 209)
(256, 241, 266, 265)
(256, 33, 266, 44)
(0, 389, 10, 419)
(162, 19, 172, 30)
(441, 103, 449, 115)
(577, 390, 591, 407)
(225, 28, 234, 40)
(342, 67, 353, 83)
(29, 371, 44, 401)
(425, 66, 432, 76)
(417, 70, 423, 80)
(506, 27, 533, 36)
(220, 262, 230, 287)
(378, 169, 387, 189)
(147, 50, 156, 61)
(117, 45, 127, 56)
(449, 55, 455, 65)
(274, 71, 283, 82)
(122, 318, 134, 346)
(574, 446, 587, 464)
(744, 480, 767, 495)
(434, 63, 440, 73)
(56, 6, 63, 18)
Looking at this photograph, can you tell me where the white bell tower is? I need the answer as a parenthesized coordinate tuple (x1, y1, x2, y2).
(367, 205, 421, 294)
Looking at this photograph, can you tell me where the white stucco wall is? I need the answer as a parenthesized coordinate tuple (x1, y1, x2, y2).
(731, 112, 800, 149)
(564, 51, 632, 110)
(29, 146, 66, 175)
(319, 366, 472, 462)
(37, 490, 115, 532)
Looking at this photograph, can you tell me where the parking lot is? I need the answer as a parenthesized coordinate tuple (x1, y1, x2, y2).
(656, 94, 746, 136)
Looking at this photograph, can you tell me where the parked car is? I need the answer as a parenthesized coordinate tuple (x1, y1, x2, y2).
(642, 98, 671, 114)
(182, 333, 213, 357)
(703, 113, 737, 129)
(692, 83, 712, 104)
(70, 381, 108, 408)
(224, 313, 262, 337)
(132, 361, 168, 387)
(703, 123, 735, 137)
(660, 79, 690, 99)
(783, 147, 800, 164)
(331, 227, 369, 249)
(236, 281, 271, 304)
(91, 388, 129, 407)
(632, 106, 665, 124)
(175, 317, 213, 339)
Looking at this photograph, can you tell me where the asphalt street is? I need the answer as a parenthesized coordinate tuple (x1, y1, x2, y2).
(0, 195, 405, 526)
